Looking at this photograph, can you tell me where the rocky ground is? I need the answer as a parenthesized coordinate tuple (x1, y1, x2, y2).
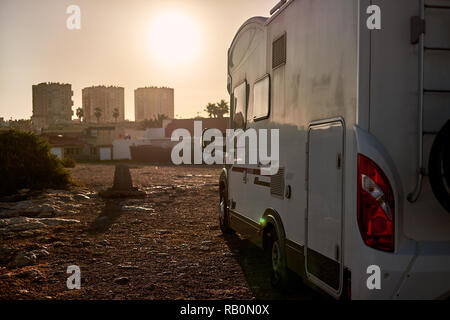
(0, 163, 321, 300)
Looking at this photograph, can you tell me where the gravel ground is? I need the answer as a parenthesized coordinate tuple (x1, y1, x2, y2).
(0, 163, 321, 300)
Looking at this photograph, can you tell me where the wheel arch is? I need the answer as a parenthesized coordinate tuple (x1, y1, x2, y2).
(219, 168, 228, 192)
(262, 208, 287, 251)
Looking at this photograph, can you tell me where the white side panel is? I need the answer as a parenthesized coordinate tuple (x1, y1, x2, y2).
(99, 147, 112, 161)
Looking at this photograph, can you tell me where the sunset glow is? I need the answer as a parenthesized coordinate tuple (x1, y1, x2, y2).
(148, 11, 202, 67)
(0, 0, 276, 120)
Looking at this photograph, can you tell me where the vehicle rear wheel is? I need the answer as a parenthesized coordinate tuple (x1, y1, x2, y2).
(429, 120, 450, 213)
(268, 229, 288, 289)
(219, 183, 233, 234)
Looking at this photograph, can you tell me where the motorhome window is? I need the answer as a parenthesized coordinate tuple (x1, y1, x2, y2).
(233, 82, 247, 129)
(272, 33, 286, 69)
(253, 76, 270, 121)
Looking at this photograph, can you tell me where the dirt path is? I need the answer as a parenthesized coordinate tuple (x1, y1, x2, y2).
(0, 163, 320, 300)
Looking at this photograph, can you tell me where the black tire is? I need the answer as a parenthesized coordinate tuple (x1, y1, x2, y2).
(267, 228, 289, 289)
(219, 181, 233, 234)
(429, 120, 450, 213)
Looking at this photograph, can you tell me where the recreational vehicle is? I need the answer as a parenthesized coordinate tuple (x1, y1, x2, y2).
(218, 0, 450, 299)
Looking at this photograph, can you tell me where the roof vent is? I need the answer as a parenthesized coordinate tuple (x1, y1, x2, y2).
(272, 34, 287, 69)
(270, 0, 287, 15)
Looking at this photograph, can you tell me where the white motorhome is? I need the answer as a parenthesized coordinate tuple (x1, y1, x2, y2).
(218, 0, 450, 299)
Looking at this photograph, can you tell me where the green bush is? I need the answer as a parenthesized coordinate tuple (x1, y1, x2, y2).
(0, 130, 73, 196)
(61, 157, 76, 168)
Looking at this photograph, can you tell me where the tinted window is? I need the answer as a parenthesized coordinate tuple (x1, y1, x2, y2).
(233, 82, 247, 129)
(253, 75, 270, 120)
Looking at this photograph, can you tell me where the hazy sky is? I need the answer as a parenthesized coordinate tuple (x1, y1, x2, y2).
(0, 0, 277, 121)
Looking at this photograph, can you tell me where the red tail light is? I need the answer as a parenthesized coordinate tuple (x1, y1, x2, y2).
(357, 154, 395, 252)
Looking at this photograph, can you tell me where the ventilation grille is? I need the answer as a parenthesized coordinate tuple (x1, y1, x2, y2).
(270, 167, 285, 198)
(272, 34, 287, 69)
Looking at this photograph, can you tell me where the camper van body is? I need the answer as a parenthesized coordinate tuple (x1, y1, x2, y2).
(221, 0, 450, 299)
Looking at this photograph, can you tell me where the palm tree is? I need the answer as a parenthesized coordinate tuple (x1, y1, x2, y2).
(76, 107, 84, 122)
(94, 108, 102, 123)
(204, 103, 217, 118)
(155, 114, 169, 127)
(112, 108, 120, 123)
(216, 100, 229, 119)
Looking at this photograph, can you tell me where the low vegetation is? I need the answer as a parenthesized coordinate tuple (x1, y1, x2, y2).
(0, 130, 73, 196)
(61, 157, 76, 168)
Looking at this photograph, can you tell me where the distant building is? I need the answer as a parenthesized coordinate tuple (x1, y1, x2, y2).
(0, 117, 8, 132)
(135, 87, 174, 122)
(82, 86, 125, 123)
(32, 82, 74, 130)
(127, 118, 229, 163)
(41, 124, 123, 161)
(164, 117, 229, 138)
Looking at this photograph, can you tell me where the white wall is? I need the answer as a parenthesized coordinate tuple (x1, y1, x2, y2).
(113, 139, 150, 160)
(124, 129, 146, 139)
(99, 147, 112, 161)
(144, 128, 165, 139)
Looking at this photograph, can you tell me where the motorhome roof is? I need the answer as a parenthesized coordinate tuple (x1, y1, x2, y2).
(228, 16, 267, 53)
(229, 0, 294, 51)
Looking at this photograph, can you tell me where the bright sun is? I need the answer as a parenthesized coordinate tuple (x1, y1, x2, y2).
(148, 11, 201, 66)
